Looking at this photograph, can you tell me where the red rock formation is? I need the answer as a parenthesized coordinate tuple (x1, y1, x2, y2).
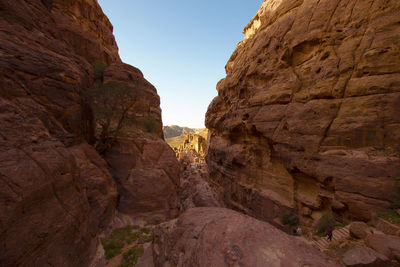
(104, 138, 180, 224)
(102, 62, 164, 138)
(179, 164, 223, 211)
(153, 207, 341, 266)
(206, 0, 400, 229)
(0, 0, 179, 265)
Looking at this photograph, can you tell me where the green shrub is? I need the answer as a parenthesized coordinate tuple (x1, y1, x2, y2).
(325, 242, 356, 260)
(101, 226, 142, 259)
(376, 209, 400, 225)
(102, 239, 124, 260)
(126, 231, 141, 244)
(92, 60, 107, 82)
(280, 212, 298, 226)
(84, 80, 137, 152)
(140, 235, 153, 243)
(143, 117, 158, 133)
(140, 227, 152, 235)
(315, 213, 336, 236)
(119, 245, 144, 267)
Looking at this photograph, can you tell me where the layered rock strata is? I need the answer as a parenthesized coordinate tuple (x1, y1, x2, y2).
(174, 133, 207, 164)
(206, 0, 400, 228)
(0, 0, 178, 265)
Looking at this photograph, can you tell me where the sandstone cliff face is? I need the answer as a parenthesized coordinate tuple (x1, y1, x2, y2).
(0, 0, 178, 265)
(206, 0, 400, 228)
(104, 138, 180, 225)
(175, 133, 208, 164)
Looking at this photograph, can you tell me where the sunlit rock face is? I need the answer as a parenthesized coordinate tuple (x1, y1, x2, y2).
(0, 0, 178, 265)
(175, 133, 208, 165)
(206, 0, 400, 228)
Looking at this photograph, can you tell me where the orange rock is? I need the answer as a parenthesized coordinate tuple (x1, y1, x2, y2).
(206, 0, 400, 227)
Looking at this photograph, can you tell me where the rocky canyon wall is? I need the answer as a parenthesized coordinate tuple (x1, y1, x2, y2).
(0, 0, 179, 265)
(206, 0, 400, 228)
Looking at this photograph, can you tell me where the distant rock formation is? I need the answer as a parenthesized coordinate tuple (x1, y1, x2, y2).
(163, 125, 196, 139)
(206, 0, 400, 230)
(0, 0, 179, 265)
(175, 133, 208, 165)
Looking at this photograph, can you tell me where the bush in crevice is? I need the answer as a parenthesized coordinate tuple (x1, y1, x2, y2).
(120, 246, 144, 267)
(280, 212, 299, 227)
(92, 60, 107, 82)
(143, 117, 159, 133)
(315, 213, 336, 236)
(85, 79, 138, 153)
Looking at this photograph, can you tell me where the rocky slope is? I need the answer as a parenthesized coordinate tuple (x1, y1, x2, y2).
(206, 0, 400, 229)
(152, 208, 340, 267)
(0, 0, 179, 265)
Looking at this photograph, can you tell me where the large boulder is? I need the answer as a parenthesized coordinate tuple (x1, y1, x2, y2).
(349, 221, 373, 239)
(342, 246, 389, 267)
(206, 0, 400, 226)
(372, 216, 400, 236)
(365, 234, 400, 261)
(153, 207, 340, 267)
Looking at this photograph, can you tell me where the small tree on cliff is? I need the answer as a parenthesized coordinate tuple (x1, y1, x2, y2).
(85, 80, 137, 152)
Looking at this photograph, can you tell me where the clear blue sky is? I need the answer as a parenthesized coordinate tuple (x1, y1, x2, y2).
(98, 0, 263, 128)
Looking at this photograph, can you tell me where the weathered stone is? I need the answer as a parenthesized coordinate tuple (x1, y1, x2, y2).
(104, 138, 180, 224)
(153, 207, 341, 267)
(0, 0, 176, 265)
(0, 0, 121, 265)
(179, 164, 223, 211)
(103, 62, 163, 138)
(175, 133, 208, 165)
(342, 246, 389, 267)
(349, 221, 373, 239)
(372, 216, 400, 236)
(365, 234, 400, 260)
(332, 199, 347, 213)
(206, 0, 400, 227)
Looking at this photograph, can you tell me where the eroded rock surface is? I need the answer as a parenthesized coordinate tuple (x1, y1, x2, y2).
(0, 0, 121, 265)
(175, 133, 208, 164)
(349, 221, 373, 239)
(0, 0, 178, 265)
(152, 207, 340, 267)
(342, 246, 389, 267)
(104, 138, 180, 224)
(206, 0, 400, 227)
(179, 164, 223, 211)
(365, 234, 400, 261)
